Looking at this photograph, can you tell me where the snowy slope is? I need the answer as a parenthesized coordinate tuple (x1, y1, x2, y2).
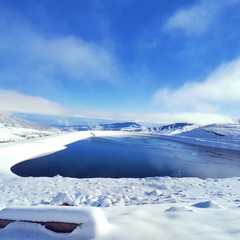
(0, 112, 62, 143)
(148, 122, 199, 135)
(168, 123, 240, 150)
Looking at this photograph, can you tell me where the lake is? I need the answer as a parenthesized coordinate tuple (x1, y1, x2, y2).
(11, 136, 240, 179)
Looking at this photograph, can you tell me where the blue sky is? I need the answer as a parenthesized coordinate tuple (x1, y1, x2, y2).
(0, 0, 240, 124)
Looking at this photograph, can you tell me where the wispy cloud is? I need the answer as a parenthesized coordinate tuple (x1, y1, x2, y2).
(153, 57, 240, 118)
(0, 9, 121, 88)
(0, 90, 67, 115)
(165, 0, 239, 36)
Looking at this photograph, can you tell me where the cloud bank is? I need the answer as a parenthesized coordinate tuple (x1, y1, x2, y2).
(82, 111, 231, 125)
(0, 90, 66, 116)
(153, 57, 240, 119)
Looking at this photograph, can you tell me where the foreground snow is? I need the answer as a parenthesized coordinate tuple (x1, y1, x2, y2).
(0, 174, 239, 239)
(0, 130, 240, 239)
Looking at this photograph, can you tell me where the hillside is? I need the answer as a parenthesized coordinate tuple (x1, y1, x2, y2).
(0, 112, 62, 143)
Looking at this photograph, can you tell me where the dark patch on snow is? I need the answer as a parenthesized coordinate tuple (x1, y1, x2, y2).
(206, 131, 225, 137)
(0, 219, 80, 233)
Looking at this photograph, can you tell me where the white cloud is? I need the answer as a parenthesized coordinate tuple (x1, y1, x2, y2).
(27, 36, 120, 83)
(153, 57, 240, 119)
(0, 90, 67, 116)
(0, 10, 121, 87)
(138, 112, 231, 125)
(72, 109, 231, 125)
(165, 0, 239, 36)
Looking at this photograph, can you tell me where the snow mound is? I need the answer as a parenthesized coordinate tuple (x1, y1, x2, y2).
(50, 192, 75, 206)
(165, 206, 193, 212)
(0, 206, 109, 238)
(192, 200, 222, 209)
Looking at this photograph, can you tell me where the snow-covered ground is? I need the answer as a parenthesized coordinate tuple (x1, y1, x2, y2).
(0, 112, 62, 143)
(149, 123, 240, 151)
(0, 115, 240, 239)
(0, 174, 239, 240)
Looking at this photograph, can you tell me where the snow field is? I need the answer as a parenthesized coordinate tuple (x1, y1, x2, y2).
(0, 129, 239, 239)
(0, 176, 240, 239)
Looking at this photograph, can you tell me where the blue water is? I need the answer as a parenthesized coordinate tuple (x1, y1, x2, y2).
(11, 136, 240, 178)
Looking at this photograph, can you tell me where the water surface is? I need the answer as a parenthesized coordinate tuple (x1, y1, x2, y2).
(11, 136, 240, 178)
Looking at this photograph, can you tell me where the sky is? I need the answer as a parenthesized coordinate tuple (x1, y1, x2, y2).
(0, 0, 240, 124)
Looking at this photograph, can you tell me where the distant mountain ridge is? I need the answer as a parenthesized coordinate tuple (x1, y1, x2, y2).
(71, 122, 146, 132)
(2, 111, 238, 146)
(99, 122, 144, 131)
(150, 122, 193, 131)
(67, 121, 196, 135)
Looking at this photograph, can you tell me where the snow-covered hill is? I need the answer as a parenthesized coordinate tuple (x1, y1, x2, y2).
(163, 123, 240, 150)
(148, 122, 199, 135)
(0, 112, 62, 143)
(138, 121, 239, 150)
